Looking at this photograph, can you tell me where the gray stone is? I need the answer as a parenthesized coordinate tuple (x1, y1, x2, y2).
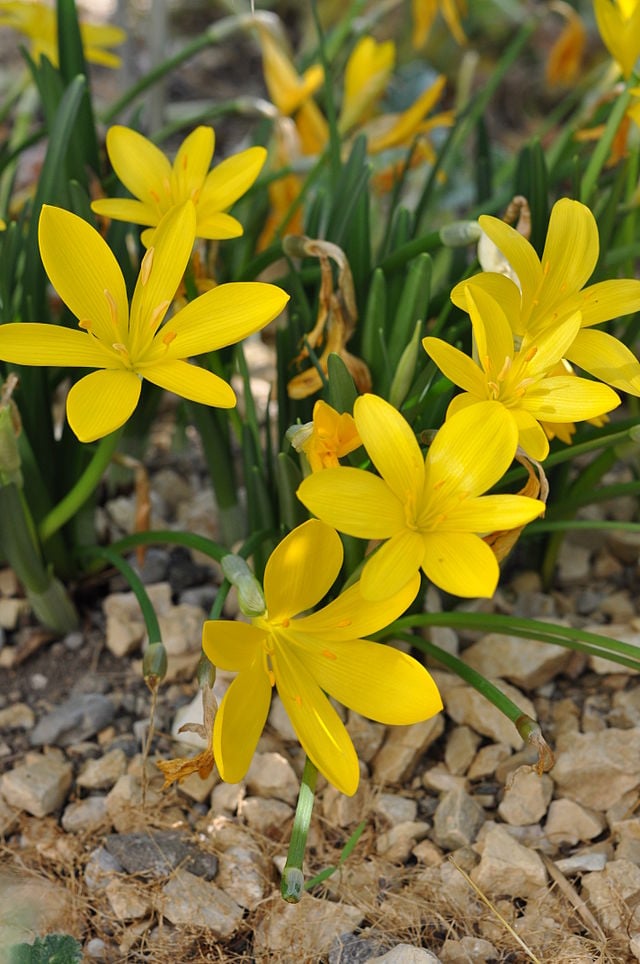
(376, 821, 431, 862)
(253, 894, 363, 960)
(555, 852, 608, 874)
(472, 824, 547, 898)
(545, 799, 606, 847)
(211, 780, 245, 815)
(367, 945, 442, 963)
(160, 869, 243, 937)
(444, 726, 480, 776)
(498, 770, 553, 826)
(105, 878, 152, 920)
(104, 773, 163, 831)
(463, 633, 571, 689)
(553, 728, 640, 810)
(440, 936, 498, 963)
(433, 788, 485, 849)
(322, 777, 369, 828)
(84, 846, 123, 892)
(372, 715, 445, 784)
(104, 829, 218, 879)
(30, 693, 115, 746)
(63, 631, 85, 652)
(422, 764, 467, 794)
(77, 747, 127, 790)
(245, 751, 299, 804)
(1, 754, 72, 816)
(328, 932, 390, 964)
(437, 673, 535, 749)
(216, 845, 269, 910)
(158, 603, 206, 656)
(85, 938, 108, 959)
(238, 795, 293, 833)
(556, 540, 591, 585)
(347, 711, 386, 763)
(373, 793, 418, 826)
(62, 795, 108, 833)
(467, 743, 511, 780)
(581, 859, 640, 932)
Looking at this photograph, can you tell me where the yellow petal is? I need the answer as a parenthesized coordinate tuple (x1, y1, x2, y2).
(422, 531, 500, 597)
(536, 199, 598, 320)
(199, 146, 267, 215)
(523, 310, 582, 373)
(360, 530, 426, 600)
(105, 125, 171, 209)
(66, 369, 141, 442)
(594, 0, 640, 77)
(129, 202, 197, 359)
(188, 211, 243, 241)
(274, 644, 360, 795)
(213, 663, 272, 783)
(444, 494, 544, 531)
(451, 274, 523, 336)
(422, 336, 485, 394)
(367, 76, 447, 153)
(91, 197, 158, 227)
(339, 36, 395, 133)
(577, 279, 640, 328)
(478, 214, 543, 323)
(567, 327, 640, 395)
(297, 467, 406, 539)
(158, 282, 289, 361)
(141, 360, 236, 408)
(171, 126, 213, 201)
(523, 376, 620, 422)
(293, 572, 420, 641)
(354, 393, 425, 501)
(465, 285, 514, 367)
(512, 408, 550, 460)
(425, 401, 519, 500)
(264, 519, 343, 622)
(0, 323, 112, 367)
(39, 205, 129, 345)
(301, 637, 443, 724)
(202, 620, 264, 671)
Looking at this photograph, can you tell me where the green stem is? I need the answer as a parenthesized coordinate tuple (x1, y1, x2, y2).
(0, 482, 78, 632)
(580, 86, 632, 205)
(81, 543, 161, 644)
(281, 756, 318, 903)
(39, 427, 123, 544)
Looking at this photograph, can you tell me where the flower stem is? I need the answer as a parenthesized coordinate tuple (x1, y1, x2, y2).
(281, 756, 318, 903)
(39, 427, 123, 544)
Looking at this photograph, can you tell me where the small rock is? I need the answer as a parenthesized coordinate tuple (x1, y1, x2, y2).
(77, 748, 127, 790)
(440, 936, 498, 963)
(245, 752, 299, 805)
(104, 774, 162, 832)
(545, 799, 606, 846)
(84, 846, 123, 892)
(607, 529, 640, 564)
(367, 945, 442, 963)
(347, 711, 386, 763)
(438, 674, 535, 749)
(581, 859, 640, 932)
(216, 845, 269, 910)
(268, 695, 297, 742)
(105, 879, 152, 920)
(422, 764, 467, 794)
(85, 938, 108, 959)
(63, 631, 85, 652)
(1, 754, 72, 817)
(103, 583, 172, 657)
(0, 597, 28, 629)
(372, 715, 445, 784)
(472, 823, 547, 898)
(158, 603, 206, 656)
(0, 795, 19, 836)
(105, 829, 218, 880)
(176, 767, 218, 804)
(373, 793, 418, 826)
(328, 932, 390, 964)
(463, 633, 571, 689)
(376, 821, 430, 862)
(584, 623, 640, 675)
(432, 788, 485, 849)
(160, 869, 243, 937)
(555, 852, 608, 874)
(610, 686, 640, 727)
(238, 795, 293, 833)
(30, 694, 115, 747)
(130, 547, 169, 584)
(62, 795, 108, 833)
(498, 770, 553, 826)
(412, 839, 443, 866)
(253, 894, 363, 960)
(467, 743, 511, 780)
(444, 726, 480, 776)
(0, 870, 79, 950)
(323, 777, 369, 828)
(555, 541, 591, 585)
(0, 702, 34, 730)
(553, 728, 640, 810)
(211, 780, 245, 815)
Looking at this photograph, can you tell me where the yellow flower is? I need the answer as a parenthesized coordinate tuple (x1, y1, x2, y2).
(0, 203, 288, 442)
(338, 36, 395, 135)
(203, 519, 441, 796)
(424, 285, 620, 460)
(545, 2, 587, 87)
(297, 395, 545, 601)
(289, 400, 361, 472)
(593, 0, 640, 78)
(412, 0, 467, 48)
(0, 1, 125, 68)
(91, 126, 266, 247)
(451, 198, 640, 397)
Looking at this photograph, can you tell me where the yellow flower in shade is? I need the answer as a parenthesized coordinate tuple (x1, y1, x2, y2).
(297, 395, 545, 602)
(202, 519, 442, 796)
(91, 126, 266, 247)
(338, 36, 395, 135)
(451, 198, 640, 397)
(593, 0, 640, 78)
(0, 1, 125, 67)
(0, 203, 288, 443)
(412, 0, 467, 48)
(545, 2, 587, 87)
(424, 285, 620, 460)
(289, 400, 361, 472)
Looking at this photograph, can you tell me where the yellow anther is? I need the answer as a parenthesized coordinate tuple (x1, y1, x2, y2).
(104, 289, 118, 330)
(182, 154, 188, 170)
(149, 300, 170, 330)
(268, 669, 276, 687)
(282, 617, 290, 628)
(140, 247, 154, 285)
(336, 618, 351, 629)
(78, 319, 92, 331)
(524, 346, 538, 363)
(162, 330, 177, 347)
(149, 189, 161, 204)
(293, 694, 302, 706)
(322, 649, 337, 660)
(497, 356, 512, 381)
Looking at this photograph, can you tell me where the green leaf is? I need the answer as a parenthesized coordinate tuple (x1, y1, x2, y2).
(9, 933, 83, 964)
